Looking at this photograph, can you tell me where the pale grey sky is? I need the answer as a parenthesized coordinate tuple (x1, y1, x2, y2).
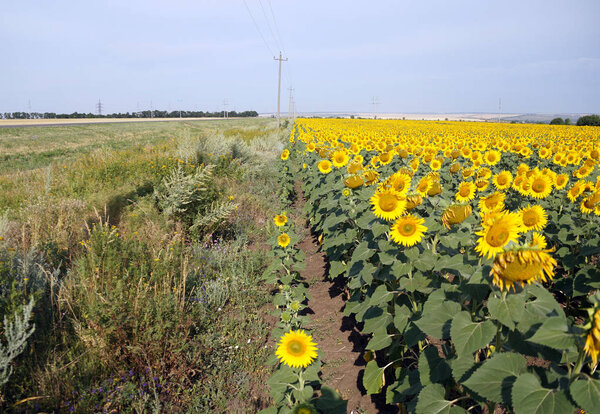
(1, 0, 599, 114)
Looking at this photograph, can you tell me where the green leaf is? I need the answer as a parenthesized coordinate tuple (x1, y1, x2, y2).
(350, 241, 375, 264)
(399, 272, 434, 293)
(462, 352, 527, 403)
(363, 360, 385, 395)
(394, 303, 411, 331)
(373, 221, 389, 238)
(367, 326, 393, 351)
(414, 300, 461, 340)
(415, 384, 467, 414)
(450, 356, 480, 383)
(528, 317, 576, 351)
(391, 260, 412, 278)
(570, 378, 600, 414)
(512, 373, 574, 414)
(450, 311, 496, 356)
(315, 386, 347, 414)
(488, 292, 526, 330)
(328, 260, 347, 278)
(418, 346, 452, 386)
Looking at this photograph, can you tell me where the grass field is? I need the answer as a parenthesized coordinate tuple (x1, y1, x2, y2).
(0, 118, 288, 412)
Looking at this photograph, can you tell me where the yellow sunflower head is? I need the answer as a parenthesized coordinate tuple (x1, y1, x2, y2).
(370, 188, 407, 221)
(274, 214, 288, 227)
(475, 211, 523, 259)
(317, 159, 333, 174)
(479, 191, 506, 213)
(449, 162, 461, 173)
(390, 214, 427, 247)
(555, 173, 569, 190)
(347, 160, 363, 175)
(416, 177, 433, 197)
(277, 233, 291, 248)
(519, 205, 548, 231)
(442, 204, 473, 228)
(389, 172, 412, 194)
(281, 149, 290, 160)
(331, 150, 350, 168)
(276, 329, 318, 368)
(430, 158, 442, 171)
(484, 150, 501, 165)
(345, 175, 364, 189)
(490, 246, 557, 291)
(528, 173, 553, 199)
(456, 181, 476, 202)
(475, 178, 490, 192)
(293, 403, 318, 414)
(427, 180, 443, 197)
(363, 170, 380, 185)
(583, 308, 600, 367)
(405, 194, 423, 210)
(493, 171, 513, 190)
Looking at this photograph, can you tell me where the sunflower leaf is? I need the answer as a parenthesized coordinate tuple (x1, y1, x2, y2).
(415, 384, 467, 414)
(528, 316, 576, 351)
(363, 360, 386, 395)
(450, 311, 496, 355)
(569, 378, 600, 414)
(488, 292, 526, 330)
(512, 373, 574, 414)
(461, 352, 527, 402)
(315, 386, 347, 414)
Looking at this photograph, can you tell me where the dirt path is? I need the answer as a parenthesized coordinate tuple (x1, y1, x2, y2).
(293, 185, 397, 413)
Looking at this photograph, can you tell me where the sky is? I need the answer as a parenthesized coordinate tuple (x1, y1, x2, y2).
(1, 0, 599, 115)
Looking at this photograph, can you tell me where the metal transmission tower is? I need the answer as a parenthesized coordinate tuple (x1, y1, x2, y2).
(96, 99, 103, 116)
(498, 98, 502, 123)
(223, 99, 229, 119)
(274, 51, 287, 127)
(371, 97, 380, 119)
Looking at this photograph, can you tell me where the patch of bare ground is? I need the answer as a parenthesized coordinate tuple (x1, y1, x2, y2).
(293, 183, 397, 413)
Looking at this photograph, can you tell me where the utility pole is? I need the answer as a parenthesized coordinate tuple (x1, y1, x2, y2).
(288, 86, 294, 120)
(498, 98, 502, 123)
(150, 100, 154, 118)
(223, 99, 229, 119)
(274, 51, 287, 127)
(96, 99, 103, 116)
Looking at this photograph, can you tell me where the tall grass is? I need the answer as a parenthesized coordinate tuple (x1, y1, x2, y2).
(0, 119, 289, 412)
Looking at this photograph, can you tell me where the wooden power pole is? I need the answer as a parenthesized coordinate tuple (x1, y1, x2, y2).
(274, 51, 287, 127)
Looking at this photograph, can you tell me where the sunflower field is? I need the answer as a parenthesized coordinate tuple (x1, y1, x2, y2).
(283, 119, 600, 413)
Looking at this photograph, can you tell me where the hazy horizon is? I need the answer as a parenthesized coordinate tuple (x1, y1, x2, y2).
(2, 0, 599, 115)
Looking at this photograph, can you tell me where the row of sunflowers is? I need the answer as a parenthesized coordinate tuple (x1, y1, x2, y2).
(285, 118, 600, 413)
(261, 159, 347, 414)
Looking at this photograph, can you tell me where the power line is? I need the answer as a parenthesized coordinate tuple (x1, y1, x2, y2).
(96, 99, 103, 116)
(265, 0, 292, 86)
(242, 0, 275, 56)
(257, 0, 282, 52)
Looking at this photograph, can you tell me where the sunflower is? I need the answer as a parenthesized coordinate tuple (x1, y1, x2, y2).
(317, 159, 332, 174)
(449, 162, 461, 173)
(490, 246, 556, 291)
(274, 214, 288, 227)
(493, 171, 513, 190)
(477, 167, 492, 180)
(306, 142, 316, 152)
(475, 178, 490, 192)
(281, 149, 290, 160)
(345, 175, 364, 189)
(390, 214, 427, 247)
(370, 188, 407, 221)
(331, 150, 350, 168)
(363, 170, 380, 185)
(581, 191, 600, 214)
(442, 204, 472, 228)
(555, 173, 569, 190)
(456, 181, 476, 202)
(347, 160, 363, 174)
(567, 181, 586, 202)
(416, 177, 433, 197)
(462, 168, 474, 179)
(293, 403, 318, 414)
(584, 308, 600, 366)
(528, 173, 553, 199)
(389, 172, 411, 194)
(277, 233, 291, 248)
(479, 191, 506, 213)
(519, 205, 548, 231)
(427, 180, 443, 196)
(475, 211, 523, 259)
(430, 158, 442, 171)
(405, 194, 423, 210)
(276, 329, 318, 368)
(530, 232, 548, 249)
(379, 151, 394, 165)
(410, 157, 420, 172)
(483, 150, 501, 166)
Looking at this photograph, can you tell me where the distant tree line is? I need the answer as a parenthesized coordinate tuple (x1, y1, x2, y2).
(549, 115, 600, 126)
(0, 110, 258, 120)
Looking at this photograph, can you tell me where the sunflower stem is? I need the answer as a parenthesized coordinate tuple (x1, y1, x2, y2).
(570, 349, 586, 383)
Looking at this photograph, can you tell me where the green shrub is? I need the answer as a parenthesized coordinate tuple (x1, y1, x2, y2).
(576, 114, 600, 126)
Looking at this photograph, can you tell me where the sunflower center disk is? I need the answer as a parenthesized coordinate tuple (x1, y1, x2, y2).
(486, 226, 509, 247)
(287, 340, 306, 356)
(379, 194, 398, 212)
(401, 223, 416, 236)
